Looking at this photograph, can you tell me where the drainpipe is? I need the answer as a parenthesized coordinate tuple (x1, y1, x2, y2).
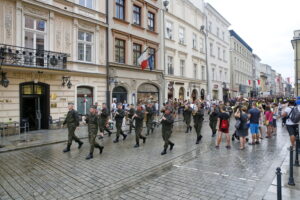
(204, 15, 210, 100)
(105, 0, 110, 111)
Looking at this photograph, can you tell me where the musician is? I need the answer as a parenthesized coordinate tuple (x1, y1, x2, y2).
(113, 103, 127, 143)
(99, 103, 112, 138)
(183, 104, 193, 133)
(133, 105, 146, 148)
(193, 103, 205, 144)
(146, 102, 155, 135)
(160, 107, 175, 155)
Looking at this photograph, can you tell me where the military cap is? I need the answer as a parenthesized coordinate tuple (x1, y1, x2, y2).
(68, 102, 74, 105)
(90, 105, 97, 109)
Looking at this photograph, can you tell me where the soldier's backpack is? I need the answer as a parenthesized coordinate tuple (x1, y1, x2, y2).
(289, 106, 300, 123)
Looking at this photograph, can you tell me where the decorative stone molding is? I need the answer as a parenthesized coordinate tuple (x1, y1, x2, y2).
(24, 6, 48, 18)
(5, 7, 12, 40)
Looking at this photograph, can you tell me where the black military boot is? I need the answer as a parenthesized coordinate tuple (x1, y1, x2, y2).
(108, 130, 112, 137)
(99, 146, 104, 154)
(122, 133, 127, 141)
(196, 135, 202, 144)
(146, 129, 150, 136)
(151, 127, 154, 134)
(169, 143, 175, 151)
(113, 137, 119, 143)
(143, 137, 146, 144)
(78, 141, 83, 149)
(86, 153, 93, 160)
(134, 144, 139, 148)
(161, 148, 167, 155)
(185, 127, 189, 133)
(189, 126, 192, 132)
(63, 145, 71, 153)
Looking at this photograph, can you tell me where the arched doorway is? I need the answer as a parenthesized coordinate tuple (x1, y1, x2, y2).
(191, 89, 198, 102)
(20, 82, 50, 130)
(137, 83, 159, 104)
(77, 86, 93, 115)
(201, 89, 205, 100)
(179, 87, 185, 101)
(112, 86, 127, 104)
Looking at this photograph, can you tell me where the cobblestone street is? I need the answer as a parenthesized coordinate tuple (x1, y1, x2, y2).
(0, 119, 291, 200)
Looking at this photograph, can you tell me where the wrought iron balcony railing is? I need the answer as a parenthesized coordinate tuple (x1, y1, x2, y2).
(0, 44, 69, 70)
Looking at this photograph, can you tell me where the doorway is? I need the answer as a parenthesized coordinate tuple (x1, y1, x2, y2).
(20, 82, 50, 130)
(112, 86, 127, 103)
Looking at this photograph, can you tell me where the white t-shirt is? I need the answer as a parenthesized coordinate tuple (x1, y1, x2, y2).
(285, 106, 298, 125)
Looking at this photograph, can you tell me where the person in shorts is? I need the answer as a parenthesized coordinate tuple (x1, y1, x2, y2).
(215, 105, 231, 149)
(248, 103, 261, 145)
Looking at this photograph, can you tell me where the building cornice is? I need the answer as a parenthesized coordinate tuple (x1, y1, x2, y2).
(109, 62, 163, 74)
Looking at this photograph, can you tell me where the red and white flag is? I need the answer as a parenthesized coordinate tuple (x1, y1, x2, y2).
(257, 80, 261, 85)
(138, 47, 149, 70)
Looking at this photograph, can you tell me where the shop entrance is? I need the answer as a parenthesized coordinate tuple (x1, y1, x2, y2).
(20, 82, 50, 130)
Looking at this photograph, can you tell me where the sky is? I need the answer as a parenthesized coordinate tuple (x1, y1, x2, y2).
(201, 0, 300, 81)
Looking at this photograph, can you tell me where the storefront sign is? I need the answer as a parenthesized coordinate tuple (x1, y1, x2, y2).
(50, 93, 57, 100)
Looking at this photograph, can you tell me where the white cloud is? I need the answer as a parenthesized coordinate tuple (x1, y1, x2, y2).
(205, 0, 300, 79)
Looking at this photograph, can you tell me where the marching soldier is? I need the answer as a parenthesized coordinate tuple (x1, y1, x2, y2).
(62, 102, 83, 152)
(113, 103, 127, 143)
(85, 105, 104, 160)
(193, 103, 205, 144)
(146, 103, 155, 135)
(133, 105, 147, 148)
(99, 103, 112, 139)
(209, 103, 219, 137)
(160, 107, 175, 155)
(183, 104, 193, 133)
(127, 104, 136, 134)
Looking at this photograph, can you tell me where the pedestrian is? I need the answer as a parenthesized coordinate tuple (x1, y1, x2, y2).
(265, 105, 273, 138)
(146, 102, 155, 135)
(248, 102, 261, 145)
(272, 103, 279, 135)
(133, 105, 147, 148)
(258, 105, 265, 139)
(183, 104, 193, 133)
(282, 100, 299, 149)
(99, 103, 112, 138)
(160, 107, 175, 155)
(62, 102, 83, 153)
(85, 105, 104, 160)
(209, 103, 219, 137)
(215, 105, 231, 148)
(235, 106, 249, 150)
(113, 103, 127, 143)
(193, 103, 205, 144)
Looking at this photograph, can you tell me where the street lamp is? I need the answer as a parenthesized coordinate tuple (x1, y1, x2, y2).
(1, 71, 9, 88)
(163, 0, 169, 11)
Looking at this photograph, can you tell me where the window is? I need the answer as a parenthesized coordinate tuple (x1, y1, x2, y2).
(192, 33, 197, 49)
(202, 66, 205, 80)
(210, 43, 213, 56)
(212, 68, 215, 80)
(193, 64, 197, 79)
(133, 5, 141, 25)
(218, 47, 221, 59)
(79, 0, 93, 9)
(78, 31, 93, 62)
(116, 0, 125, 20)
(208, 21, 212, 32)
(166, 21, 173, 39)
(222, 32, 225, 40)
(180, 60, 185, 76)
(219, 70, 222, 80)
(217, 27, 219, 37)
(148, 12, 155, 31)
(178, 27, 185, 44)
(148, 47, 156, 69)
(167, 56, 174, 75)
(200, 38, 204, 52)
(24, 16, 46, 50)
(225, 71, 227, 82)
(133, 43, 142, 65)
(223, 49, 226, 61)
(115, 39, 125, 63)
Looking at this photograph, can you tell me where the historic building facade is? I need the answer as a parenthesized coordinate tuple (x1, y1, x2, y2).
(164, 0, 207, 102)
(205, 3, 230, 101)
(0, 0, 107, 130)
(229, 30, 253, 97)
(107, 0, 163, 105)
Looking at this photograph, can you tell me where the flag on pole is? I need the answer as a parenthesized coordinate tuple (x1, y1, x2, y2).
(257, 80, 261, 85)
(248, 80, 251, 85)
(138, 47, 150, 70)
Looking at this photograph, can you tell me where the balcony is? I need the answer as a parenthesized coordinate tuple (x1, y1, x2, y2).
(0, 44, 69, 70)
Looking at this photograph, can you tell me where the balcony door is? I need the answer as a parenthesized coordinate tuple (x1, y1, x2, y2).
(24, 16, 46, 66)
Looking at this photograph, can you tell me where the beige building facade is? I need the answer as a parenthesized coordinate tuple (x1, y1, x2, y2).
(0, 0, 107, 131)
(292, 30, 300, 96)
(108, 0, 164, 106)
(164, 0, 207, 102)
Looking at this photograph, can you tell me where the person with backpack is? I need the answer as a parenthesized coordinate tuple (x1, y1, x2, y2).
(282, 100, 300, 149)
(234, 106, 249, 150)
(248, 102, 261, 145)
(215, 105, 231, 149)
(209, 104, 219, 137)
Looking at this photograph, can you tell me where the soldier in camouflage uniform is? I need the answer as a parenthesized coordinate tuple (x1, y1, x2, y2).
(85, 105, 104, 160)
(209, 103, 219, 137)
(99, 103, 112, 137)
(62, 103, 83, 153)
(193, 103, 205, 144)
(133, 105, 146, 148)
(160, 107, 175, 155)
(113, 103, 127, 143)
(146, 103, 155, 135)
(127, 104, 136, 134)
(183, 104, 193, 133)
